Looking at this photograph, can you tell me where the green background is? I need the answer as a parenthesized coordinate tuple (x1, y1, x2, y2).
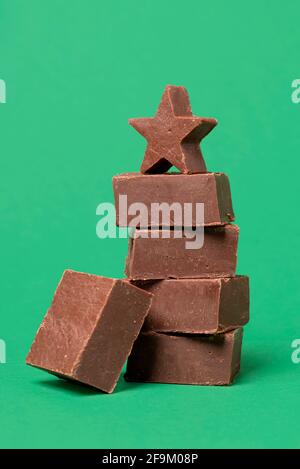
(1, 0, 299, 449)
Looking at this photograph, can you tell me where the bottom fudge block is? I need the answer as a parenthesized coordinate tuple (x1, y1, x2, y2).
(26, 269, 152, 393)
(125, 329, 243, 386)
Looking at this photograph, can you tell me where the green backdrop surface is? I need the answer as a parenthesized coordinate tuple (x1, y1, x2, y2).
(1, 0, 300, 449)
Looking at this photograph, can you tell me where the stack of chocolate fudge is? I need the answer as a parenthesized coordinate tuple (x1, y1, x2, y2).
(114, 85, 249, 386)
(26, 85, 249, 393)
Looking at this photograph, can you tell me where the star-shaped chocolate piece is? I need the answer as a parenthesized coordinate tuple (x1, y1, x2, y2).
(129, 85, 217, 174)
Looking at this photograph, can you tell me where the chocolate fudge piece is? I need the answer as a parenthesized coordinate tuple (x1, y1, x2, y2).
(26, 270, 152, 393)
(132, 276, 249, 334)
(113, 172, 234, 227)
(125, 225, 239, 280)
(125, 329, 243, 386)
(129, 85, 217, 174)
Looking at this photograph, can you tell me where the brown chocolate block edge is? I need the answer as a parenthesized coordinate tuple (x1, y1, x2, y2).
(26, 270, 152, 393)
(131, 276, 249, 334)
(125, 225, 239, 280)
(113, 172, 234, 227)
(125, 329, 243, 386)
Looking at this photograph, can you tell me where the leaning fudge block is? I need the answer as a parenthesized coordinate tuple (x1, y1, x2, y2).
(132, 276, 249, 334)
(125, 225, 239, 280)
(125, 329, 243, 386)
(26, 270, 152, 393)
(113, 172, 234, 227)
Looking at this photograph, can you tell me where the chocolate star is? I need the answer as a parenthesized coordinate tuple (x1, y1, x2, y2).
(129, 85, 218, 174)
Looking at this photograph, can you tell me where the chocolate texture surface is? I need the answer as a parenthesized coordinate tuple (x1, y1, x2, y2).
(129, 85, 217, 174)
(26, 270, 152, 393)
(113, 172, 234, 227)
(125, 225, 239, 280)
(132, 276, 249, 334)
(125, 329, 243, 386)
